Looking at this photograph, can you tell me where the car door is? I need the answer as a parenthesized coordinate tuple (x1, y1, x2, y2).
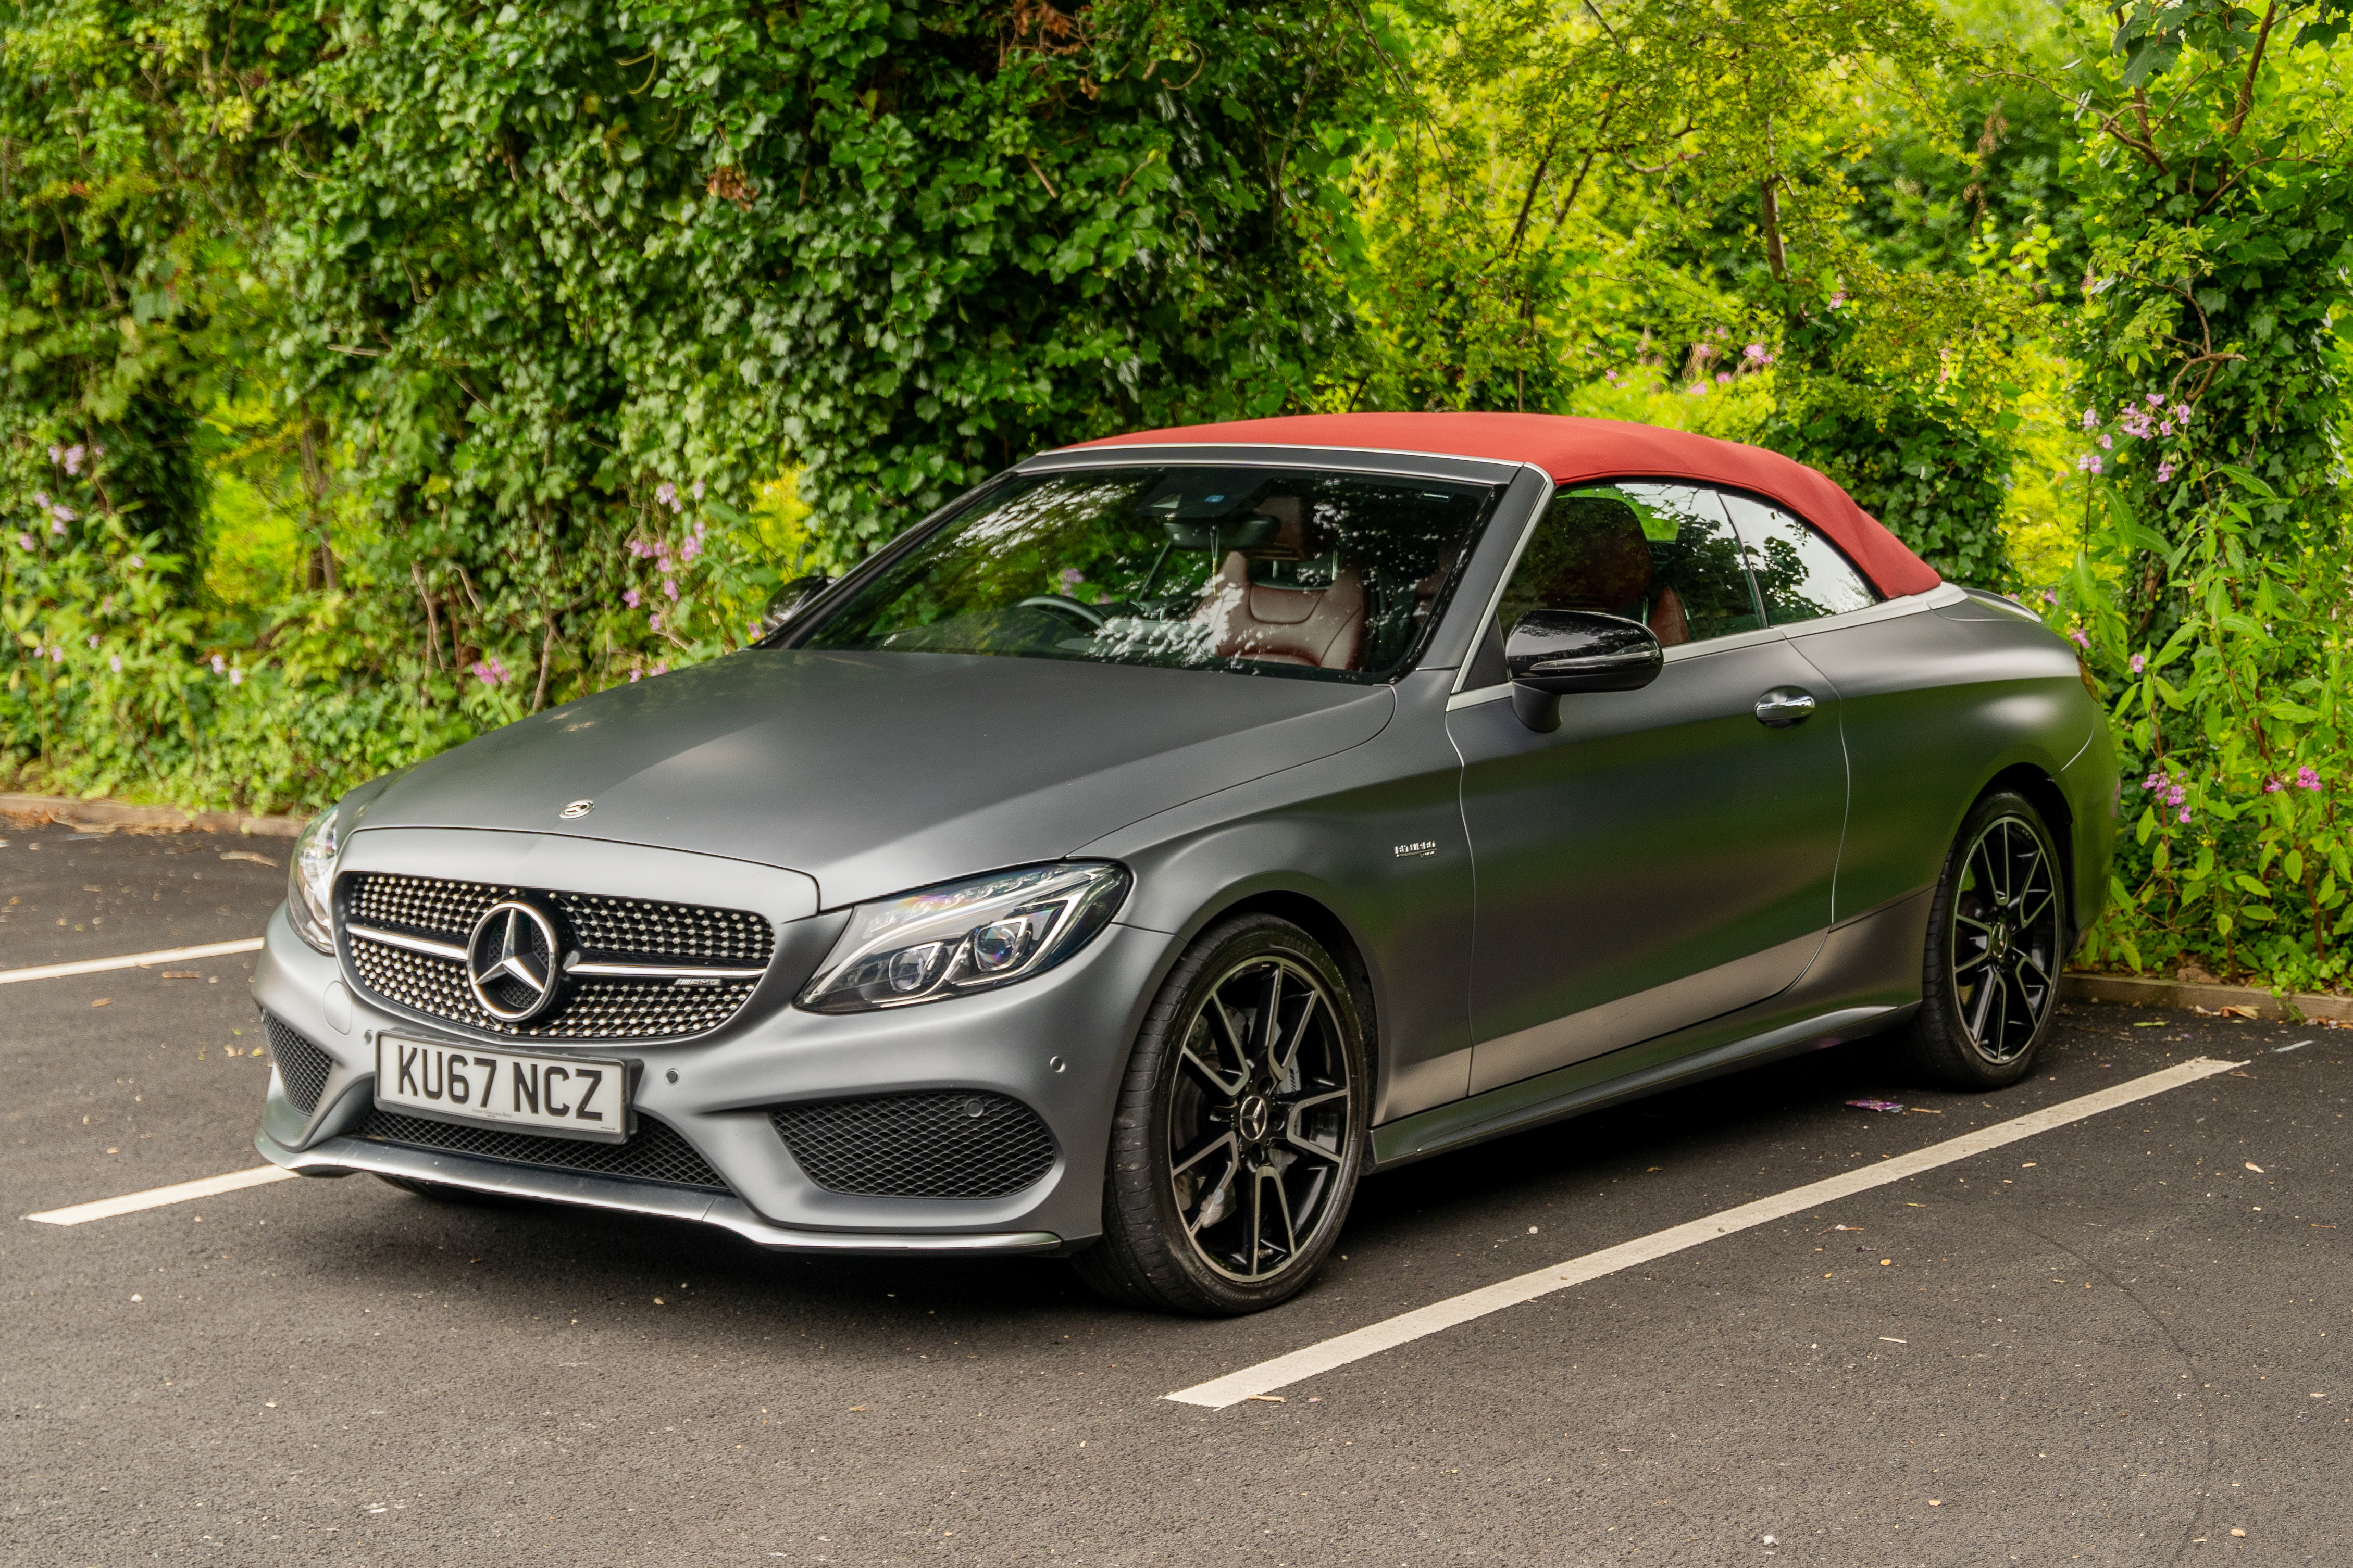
(1446, 481, 1848, 1095)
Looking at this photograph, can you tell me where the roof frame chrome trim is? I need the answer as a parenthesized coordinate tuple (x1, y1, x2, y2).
(1019, 441, 1528, 485)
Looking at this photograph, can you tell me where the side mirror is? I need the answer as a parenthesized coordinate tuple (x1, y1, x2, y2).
(1504, 609, 1663, 731)
(761, 574, 834, 635)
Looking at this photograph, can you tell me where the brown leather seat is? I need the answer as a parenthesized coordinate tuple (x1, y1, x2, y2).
(1194, 550, 1367, 670)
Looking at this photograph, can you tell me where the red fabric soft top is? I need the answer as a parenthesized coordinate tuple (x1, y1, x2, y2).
(1074, 411, 1940, 599)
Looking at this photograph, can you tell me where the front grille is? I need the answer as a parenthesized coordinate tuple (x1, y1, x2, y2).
(341, 872, 773, 1042)
(346, 1107, 729, 1192)
(773, 1092, 1057, 1199)
(264, 1012, 335, 1114)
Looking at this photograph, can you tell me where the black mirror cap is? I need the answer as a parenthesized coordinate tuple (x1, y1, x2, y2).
(762, 574, 835, 634)
(1504, 609, 1664, 695)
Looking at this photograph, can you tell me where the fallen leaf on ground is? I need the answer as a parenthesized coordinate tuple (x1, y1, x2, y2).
(2247, 1162, 2265, 1173)
(1245, 1395, 1285, 1403)
(219, 850, 278, 867)
(90, 998, 109, 1007)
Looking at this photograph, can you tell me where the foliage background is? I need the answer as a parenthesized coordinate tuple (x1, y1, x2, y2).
(4, 0, 2350, 990)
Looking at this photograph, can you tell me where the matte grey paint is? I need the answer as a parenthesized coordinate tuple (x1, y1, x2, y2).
(254, 443, 2114, 1258)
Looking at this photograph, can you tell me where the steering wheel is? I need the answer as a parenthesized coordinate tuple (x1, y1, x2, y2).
(1015, 595, 1109, 631)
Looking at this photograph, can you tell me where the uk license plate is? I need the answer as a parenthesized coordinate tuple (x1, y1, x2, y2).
(375, 1037, 631, 1143)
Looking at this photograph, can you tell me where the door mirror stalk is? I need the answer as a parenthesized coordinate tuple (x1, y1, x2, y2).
(1504, 610, 1664, 731)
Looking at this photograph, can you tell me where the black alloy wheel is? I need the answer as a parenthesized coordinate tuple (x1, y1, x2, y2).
(1075, 913, 1368, 1315)
(1902, 788, 2066, 1088)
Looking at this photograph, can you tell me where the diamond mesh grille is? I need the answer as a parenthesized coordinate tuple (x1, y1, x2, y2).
(347, 1107, 729, 1192)
(772, 1092, 1057, 1199)
(340, 871, 772, 1042)
(263, 1012, 335, 1114)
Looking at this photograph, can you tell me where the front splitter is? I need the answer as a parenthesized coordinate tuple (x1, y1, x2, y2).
(254, 1132, 1068, 1257)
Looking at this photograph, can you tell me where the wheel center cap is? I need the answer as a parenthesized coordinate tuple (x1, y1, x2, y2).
(1237, 1095, 1273, 1145)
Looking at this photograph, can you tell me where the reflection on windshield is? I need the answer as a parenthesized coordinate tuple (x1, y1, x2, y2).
(797, 467, 1499, 681)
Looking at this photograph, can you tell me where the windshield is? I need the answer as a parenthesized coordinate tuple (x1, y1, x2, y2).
(794, 466, 1501, 682)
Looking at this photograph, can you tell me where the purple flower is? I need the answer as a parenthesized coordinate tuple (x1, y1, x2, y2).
(2040, 589, 2057, 606)
(49, 515, 67, 534)
(126, 555, 141, 569)
(2077, 454, 2104, 475)
(655, 482, 679, 511)
(229, 666, 243, 686)
(2097, 434, 2113, 451)
(63, 444, 85, 475)
(45, 445, 59, 465)
(2081, 408, 2099, 431)
(1744, 343, 1771, 364)
(1715, 371, 1734, 386)
(651, 663, 668, 676)
(1686, 382, 1707, 397)
(472, 657, 509, 686)
(649, 612, 661, 631)
(2145, 393, 2163, 406)
(2264, 776, 2286, 794)
(2143, 772, 2164, 791)
(690, 479, 705, 501)
(2298, 766, 2322, 792)
(2165, 785, 2186, 807)
(2156, 461, 2175, 483)
(2171, 404, 2191, 424)
(2067, 627, 2089, 650)
(1059, 567, 1085, 591)
(87, 634, 98, 648)
(108, 655, 121, 673)
(2176, 807, 2191, 824)
(15, 534, 31, 551)
(629, 669, 642, 684)
(2129, 651, 2145, 674)
(623, 587, 641, 608)
(32, 490, 48, 507)
(663, 579, 679, 601)
(210, 653, 226, 674)
(1828, 291, 1847, 308)
(680, 536, 702, 564)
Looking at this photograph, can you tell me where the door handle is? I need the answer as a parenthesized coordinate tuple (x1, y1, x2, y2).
(1754, 687, 1816, 727)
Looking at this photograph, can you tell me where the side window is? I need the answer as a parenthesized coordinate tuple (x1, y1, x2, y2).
(1717, 493, 1878, 625)
(1494, 483, 1761, 650)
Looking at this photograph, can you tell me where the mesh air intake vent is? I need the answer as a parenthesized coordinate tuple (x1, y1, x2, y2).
(263, 1012, 335, 1114)
(346, 1107, 729, 1192)
(771, 1092, 1057, 1199)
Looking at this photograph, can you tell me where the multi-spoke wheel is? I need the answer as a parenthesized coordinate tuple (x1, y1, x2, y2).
(1074, 913, 1367, 1314)
(1901, 789, 2067, 1088)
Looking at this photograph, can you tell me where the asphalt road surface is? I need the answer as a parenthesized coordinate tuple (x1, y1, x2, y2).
(5, 821, 2347, 1566)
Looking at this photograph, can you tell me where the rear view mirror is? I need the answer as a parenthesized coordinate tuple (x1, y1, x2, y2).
(761, 574, 834, 634)
(1504, 610, 1663, 731)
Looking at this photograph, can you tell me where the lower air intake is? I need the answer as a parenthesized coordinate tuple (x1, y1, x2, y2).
(771, 1092, 1057, 1199)
(346, 1108, 729, 1193)
(263, 1012, 335, 1114)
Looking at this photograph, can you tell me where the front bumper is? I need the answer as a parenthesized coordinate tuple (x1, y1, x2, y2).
(252, 887, 1177, 1258)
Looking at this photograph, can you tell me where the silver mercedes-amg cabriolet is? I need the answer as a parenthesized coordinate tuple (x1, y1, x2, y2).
(253, 412, 2114, 1314)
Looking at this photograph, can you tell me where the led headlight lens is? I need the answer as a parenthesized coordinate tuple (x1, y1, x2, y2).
(799, 862, 1130, 1013)
(285, 803, 342, 954)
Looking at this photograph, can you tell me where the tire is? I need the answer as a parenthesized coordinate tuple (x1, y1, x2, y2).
(1073, 913, 1370, 1315)
(1900, 788, 2068, 1089)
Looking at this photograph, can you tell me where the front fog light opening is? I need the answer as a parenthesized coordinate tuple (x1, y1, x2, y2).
(800, 862, 1129, 1013)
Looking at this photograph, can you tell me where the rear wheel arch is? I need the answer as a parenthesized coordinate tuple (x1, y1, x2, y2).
(1982, 762, 2076, 942)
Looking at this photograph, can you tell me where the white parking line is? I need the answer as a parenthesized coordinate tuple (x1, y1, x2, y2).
(0, 936, 264, 986)
(24, 1164, 298, 1225)
(1166, 1055, 2245, 1409)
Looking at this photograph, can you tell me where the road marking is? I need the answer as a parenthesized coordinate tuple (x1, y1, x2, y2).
(0, 936, 264, 986)
(1166, 1056, 2245, 1409)
(25, 1164, 299, 1226)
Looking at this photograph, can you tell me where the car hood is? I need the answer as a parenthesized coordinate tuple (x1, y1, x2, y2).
(349, 650, 1395, 908)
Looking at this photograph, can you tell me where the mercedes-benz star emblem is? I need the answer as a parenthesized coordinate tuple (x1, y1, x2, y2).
(559, 799, 595, 820)
(466, 899, 565, 1023)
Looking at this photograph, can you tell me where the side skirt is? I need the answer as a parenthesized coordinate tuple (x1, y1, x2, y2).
(1371, 886, 1931, 1171)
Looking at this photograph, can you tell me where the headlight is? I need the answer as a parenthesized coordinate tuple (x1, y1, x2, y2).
(799, 862, 1130, 1013)
(286, 804, 342, 954)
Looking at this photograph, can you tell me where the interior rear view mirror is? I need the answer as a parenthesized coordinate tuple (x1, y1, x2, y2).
(1504, 609, 1663, 731)
(762, 574, 835, 634)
